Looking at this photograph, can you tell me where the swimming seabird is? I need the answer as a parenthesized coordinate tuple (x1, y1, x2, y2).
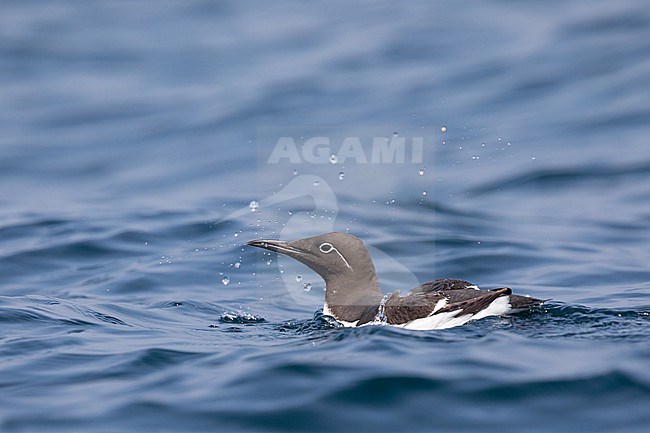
(247, 232, 543, 330)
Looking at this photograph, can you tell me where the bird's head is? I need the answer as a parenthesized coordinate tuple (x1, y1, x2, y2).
(247, 232, 378, 286)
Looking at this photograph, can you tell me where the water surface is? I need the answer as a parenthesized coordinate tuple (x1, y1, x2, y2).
(1, 1, 650, 432)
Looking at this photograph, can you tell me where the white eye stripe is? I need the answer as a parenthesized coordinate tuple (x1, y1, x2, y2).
(319, 242, 333, 253)
(318, 242, 352, 270)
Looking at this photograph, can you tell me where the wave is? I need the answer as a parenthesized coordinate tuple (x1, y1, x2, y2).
(467, 161, 650, 196)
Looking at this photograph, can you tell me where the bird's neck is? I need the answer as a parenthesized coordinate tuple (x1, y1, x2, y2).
(324, 272, 383, 323)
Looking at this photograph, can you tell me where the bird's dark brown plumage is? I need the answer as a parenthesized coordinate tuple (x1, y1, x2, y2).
(247, 233, 544, 329)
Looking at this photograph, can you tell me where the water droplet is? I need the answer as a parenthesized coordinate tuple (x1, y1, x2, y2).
(441, 126, 447, 132)
(531, 156, 536, 160)
(418, 169, 425, 176)
(303, 283, 312, 292)
(234, 262, 241, 269)
(292, 169, 298, 176)
(296, 275, 302, 282)
(422, 191, 428, 196)
(329, 154, 338, 164)
(266, 260, 272, 266)
(373, 294, 389, 324)
(338, 172, 345, 180)
(313, 179, 320, 186)
(249, 200, 259, 212)
(472, 155, 480, 160)
(221, 276, 230, 286)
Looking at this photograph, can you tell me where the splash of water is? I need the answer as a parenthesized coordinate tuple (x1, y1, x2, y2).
(373, 294, 390, 325)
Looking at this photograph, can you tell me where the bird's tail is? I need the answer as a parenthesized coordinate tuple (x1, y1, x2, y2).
(509, 294, 546, 311)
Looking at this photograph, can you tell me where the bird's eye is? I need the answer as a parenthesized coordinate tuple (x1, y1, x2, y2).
(319, 242, 334, 253)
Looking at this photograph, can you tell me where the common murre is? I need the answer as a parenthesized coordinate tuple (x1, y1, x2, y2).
(247, 232, 543, 330)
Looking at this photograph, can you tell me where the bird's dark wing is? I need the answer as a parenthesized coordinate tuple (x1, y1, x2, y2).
(415, 279, 544, 312)
(383, 279, 479, 324)
(383, 279, 544, 325)
(413, 278, 479, 292)
(435, 287, 512, 315)
(417, 279, 544, 310)
(383, 289, 445, 325)
(384, 284, 513, 324)
(381, 279, 466, 324)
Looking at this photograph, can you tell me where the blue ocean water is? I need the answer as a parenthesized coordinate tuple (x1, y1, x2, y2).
(1, 0, 650, 432)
